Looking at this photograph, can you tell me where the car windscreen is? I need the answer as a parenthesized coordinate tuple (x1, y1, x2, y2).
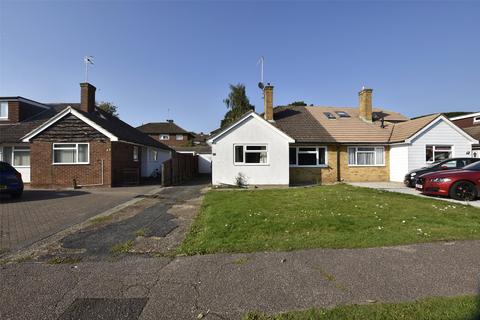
(463, 161, 480, 171)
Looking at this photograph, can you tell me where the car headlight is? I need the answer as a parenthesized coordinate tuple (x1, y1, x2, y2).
(430, 177, 451, 183)
(410, 172, 417, 177)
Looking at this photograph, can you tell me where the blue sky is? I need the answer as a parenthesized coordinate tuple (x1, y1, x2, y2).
(1, 1, 479, 133)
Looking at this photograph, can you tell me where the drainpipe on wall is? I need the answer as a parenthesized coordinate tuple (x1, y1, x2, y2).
(77, 159, 105, 187)
(336, 144, 341, 182)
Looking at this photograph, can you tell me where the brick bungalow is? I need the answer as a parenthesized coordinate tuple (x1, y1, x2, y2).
(1, 83, 171, 188)
(208, 85, 477, 186)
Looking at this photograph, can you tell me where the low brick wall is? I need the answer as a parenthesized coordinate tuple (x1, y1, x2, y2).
(161, 152, 198, 186)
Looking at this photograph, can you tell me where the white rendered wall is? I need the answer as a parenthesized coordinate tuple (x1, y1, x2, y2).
(211, 116, 291, 185)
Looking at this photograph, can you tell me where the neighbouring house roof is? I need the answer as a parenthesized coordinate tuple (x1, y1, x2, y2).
(137, 122, 194, 137)
(20, 105, 171, 150)
(269, 106, 473, 144)
(462, 126, 480, 141)
(193, 132, 210, 143)
(0, 104, 67, 144)
(389, 113, 441, 143)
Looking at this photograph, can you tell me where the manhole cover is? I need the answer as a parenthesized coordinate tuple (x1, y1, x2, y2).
(58, 298, 148, 320)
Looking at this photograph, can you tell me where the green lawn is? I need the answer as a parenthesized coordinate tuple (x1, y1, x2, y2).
(243, 296, 479, 320)
(180, 184, 480, 254)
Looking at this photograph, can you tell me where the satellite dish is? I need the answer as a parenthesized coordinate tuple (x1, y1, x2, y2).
(258, 82, 264, 90)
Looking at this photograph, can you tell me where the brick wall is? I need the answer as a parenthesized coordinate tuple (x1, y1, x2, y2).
(111, 142, 141, 186)
(452, 117, 476, 129)
(289, 144, 390, 184)
(148, 133, 192, 147)
(30, 140, 112, 188)
(1, 101, 46, 123)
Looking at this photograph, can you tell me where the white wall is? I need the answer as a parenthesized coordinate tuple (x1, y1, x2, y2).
(408, 119, 474, 171)
(211, 115, 291, 185)
(141, 147, 170, 177)
(198, 153, 212, 174)
(389, 144, 409, 182)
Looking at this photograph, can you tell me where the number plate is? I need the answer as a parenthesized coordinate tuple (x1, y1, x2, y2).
(415, 184, 423, 189)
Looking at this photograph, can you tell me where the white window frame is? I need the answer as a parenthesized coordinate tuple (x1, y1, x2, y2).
(348, 146, 385, 167)
(425, 145, 453, 163)
(133, 146, 139, 162)
(474, 116, 480, 124)
(289, 146, 328, 167)
(233, 144, 269, 166)
(0, 101, 8, 120)
(0, 145, 31, 168)
(52, 143, 90, 165)
(176, 134, 184, 141)
(159, 134, 170, 140)
(149, 148, 158, 161)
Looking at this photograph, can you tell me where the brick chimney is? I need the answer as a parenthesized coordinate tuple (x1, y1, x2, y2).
(358, 87, 373, 122)
(264, 84, 274, 122)
(80, 82, 96, 113)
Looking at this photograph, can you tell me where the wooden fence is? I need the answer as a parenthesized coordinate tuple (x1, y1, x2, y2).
(161, 152, 198, 186)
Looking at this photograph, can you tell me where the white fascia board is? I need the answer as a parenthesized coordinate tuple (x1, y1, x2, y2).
(22, 107, 118, 142)
(450, 112, 480, 121)
(208, 112, 295, 144)
(405, 115, 478, 144)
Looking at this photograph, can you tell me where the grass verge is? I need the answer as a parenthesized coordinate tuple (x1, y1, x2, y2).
(181, 184, 480, 254)
(111, 240, 134, 255)
(243, 296, 479, 320)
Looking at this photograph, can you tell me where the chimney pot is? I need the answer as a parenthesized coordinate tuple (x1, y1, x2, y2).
(264, 85, 274, 122)
(80, 83, 96, 113)
(358, 87, 373, 122)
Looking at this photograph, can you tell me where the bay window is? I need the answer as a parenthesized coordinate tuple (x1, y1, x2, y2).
(53, 143, 89, 164)
(348, 146, 384, 166)
(234, 145, 268, 164)
(426, 145, 452, 163)
(289, 147, 327, 167)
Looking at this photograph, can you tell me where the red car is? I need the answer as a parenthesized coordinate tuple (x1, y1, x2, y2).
(415, 161, 480, 201)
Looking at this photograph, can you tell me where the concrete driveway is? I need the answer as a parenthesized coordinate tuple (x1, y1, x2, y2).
(0, 185, 161, 253)
(349, 181, 480, 208)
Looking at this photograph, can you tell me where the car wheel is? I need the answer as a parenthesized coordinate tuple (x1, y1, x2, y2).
(449, 181, 478, 201)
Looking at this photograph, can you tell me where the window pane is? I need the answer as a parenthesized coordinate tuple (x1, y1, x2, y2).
(176, 135, 184, 140)
(0, 102, 7, 118)
(78, 144, 88, 163)
(318, 148, 326, 165)
(3, 147, 12, 164)
(434, 150, 451, 161)
(298, 153, 316, 165)
(246, 146, 266, 150)
(133, 146, 139, 161)
(13, 150, 30, 166)
(245, 152, 260, 163)
(54, 143, 76, 149)
(54, 149, 76, 163)
(426, 146, 434, 162)
(348, 148, 355, 165)
(357, 152, 375, 165)
(289, 148, 296, 165)
(375, 148, 384, 165)
(235, 146, 243, 163)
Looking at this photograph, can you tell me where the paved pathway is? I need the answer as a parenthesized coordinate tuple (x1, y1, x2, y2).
(1, 240, 479, 319)
(0, 185, 160, 252)
(349, 181, 480, 208)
